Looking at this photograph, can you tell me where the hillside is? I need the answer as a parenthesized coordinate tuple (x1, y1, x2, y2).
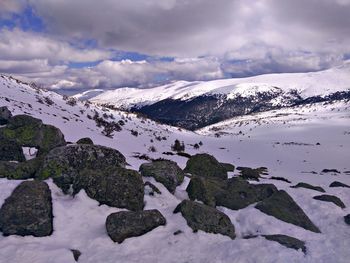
(88, 62, 350, 130)
(0, 74, 350, 263)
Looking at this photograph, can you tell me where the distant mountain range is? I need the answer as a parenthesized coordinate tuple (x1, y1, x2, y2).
(81, 61, 350, 130)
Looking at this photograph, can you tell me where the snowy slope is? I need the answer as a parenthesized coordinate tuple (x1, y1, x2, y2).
(1, 75, 350, 263)
(90, 61, 350, 109)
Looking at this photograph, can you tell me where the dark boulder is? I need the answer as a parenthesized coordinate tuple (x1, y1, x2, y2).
(187, 176, 277, 210)
(0, 181, 53, 237)
(174, 200, 235, 239)
(313, 195, 345, 209)
(0, 115, 66, 155)
(263, 234, 306, 253)
(0, 106, 12, 125)
(106, 210, 166, 243)
(255, 190, 321, 233)
(291, 182, 325, 193)
(220, 163, 235, 172)
(344, 214, 350, 225)
(76, 137, 93, 145)
(70, 249, 82, 262)
(139, 159, 185, 193)
(0, 157, 43, 180)
(0, 137, 25, 162)
(236, 166, 268, 181)
(73, 167, 144, 211)
(36, 144, 126, 186)
(329, 181, 350, 188)
(184, 153, 227, 180)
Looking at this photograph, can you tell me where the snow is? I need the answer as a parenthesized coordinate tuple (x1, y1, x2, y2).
(90, 61, 350, 108)
(0, 74, 350, 262)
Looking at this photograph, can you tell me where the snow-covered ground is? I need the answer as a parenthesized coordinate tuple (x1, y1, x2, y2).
(89, 61, 350, 109)
(1, 74, 350, 263)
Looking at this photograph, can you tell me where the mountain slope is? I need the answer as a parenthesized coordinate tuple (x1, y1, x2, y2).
(1, 74, 350, 263)
(90, 62, 350, 130)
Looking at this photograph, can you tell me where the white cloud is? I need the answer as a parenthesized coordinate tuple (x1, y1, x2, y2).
(0, 29, 111, 63)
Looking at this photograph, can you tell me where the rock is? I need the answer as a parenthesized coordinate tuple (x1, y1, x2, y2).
(0, 157, 43, 179)
(0, 137, 25, 162)
(263, 234, 306, 253)
(74, 167, 144, 211)
(174, 200, 235, 239)
(76, 137, 93, 145)
(0, 106, 12, 125)
(220, 163, 235, 172)
(187, 176, 277, 210)
(291, 182, 325, 193)
(37, 144, 126, 191)
(173, 230, 183, 235)
(313, 195, 345, 209)
(255, 190, 321, 233)
(329, 181, 350, 188)
(269, 177, 291, 183)
(344, 214, 350, 225)
(144, 181, 162, 195)
(0, 181, 53, 236)
(70, 249, 81, 262)
(236, 166, 268, 181)
(139, 159, 185, 193)
(321, 169, 340, 174)
(106, 210, 166, 243)
(0, 115, 66, 155)
(184, 153, 227, 180)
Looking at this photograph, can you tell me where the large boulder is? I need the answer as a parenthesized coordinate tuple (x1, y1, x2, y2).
(106, 210, 166, 243)
(313, 195, 345, 209)
(0, 115, 66, 155)
(184, 153, 227, 180)
(73, 168, 144, 211)
(0, 106, 12, 125)
(187, 176, 277, 210)
(0, 157, 43, 180)
(329, 181, 350, 188)
(139, 159, 185, 193)
(0, 181, 53, 237)
(263, 234, 306, 253)
(0, 137, 25, 162)
(36, 144, 126, 186)
(174, 200, 235, 239)
(255, 190, 321, 233)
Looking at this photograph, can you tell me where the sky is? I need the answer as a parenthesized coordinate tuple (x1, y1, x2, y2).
(0, 0, 349, 94)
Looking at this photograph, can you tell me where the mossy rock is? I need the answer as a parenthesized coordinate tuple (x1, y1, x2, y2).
(187, 176, 277, 210)
(220, 163, 235, 172)
(184, 153, 227, 180)
(139, 159, 185, 193)
(0, 106, 12, 125)
(0, 137, 25, 162)
(236, 166, 268, 181)
(76, 137, 94, 145)
(106, 210, 166, 243)
(313, 195, 345, 209)
(291, 182, 325, 193)
(263, 234, 306, 253)
(0, 115, 66, 155)
(36, 144, 126, 192)
(255, 190, 321, 233)
(0, 157, 44, 180)
(0, 181, 53, 237)
(174, 200, 235, 239)
(73, 167, 144, 211)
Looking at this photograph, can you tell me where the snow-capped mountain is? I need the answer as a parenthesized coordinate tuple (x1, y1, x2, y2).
(1, 74, 350, 263)
(89, 62, 350, 130)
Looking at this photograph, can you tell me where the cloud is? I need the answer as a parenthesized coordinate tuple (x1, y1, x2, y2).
(0, 29, 111, 63)
(0, 0, 25, 17)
